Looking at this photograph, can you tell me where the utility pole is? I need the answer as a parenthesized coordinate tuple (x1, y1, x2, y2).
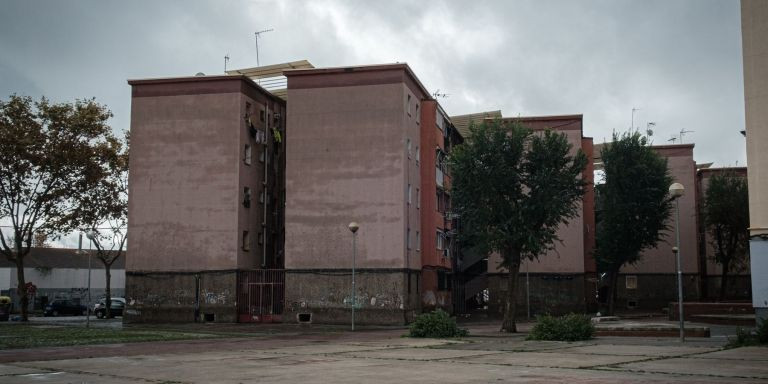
(254, 29, 274, 67)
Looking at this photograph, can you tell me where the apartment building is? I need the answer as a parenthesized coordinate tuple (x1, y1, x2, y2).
(125, 75, 286, 323)
(282, 64, 461, 324)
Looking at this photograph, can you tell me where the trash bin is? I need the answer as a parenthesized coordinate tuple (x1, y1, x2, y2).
(0, 296, 11, 321)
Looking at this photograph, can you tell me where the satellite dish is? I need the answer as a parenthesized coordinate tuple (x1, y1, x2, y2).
(195, 72, 205, 77)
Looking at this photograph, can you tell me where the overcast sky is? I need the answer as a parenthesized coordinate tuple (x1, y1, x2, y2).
(0, 0, 747, 246)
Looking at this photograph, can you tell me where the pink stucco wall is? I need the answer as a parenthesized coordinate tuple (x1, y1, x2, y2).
(127, 92, 241, 272)
(284, 83, 412, 269)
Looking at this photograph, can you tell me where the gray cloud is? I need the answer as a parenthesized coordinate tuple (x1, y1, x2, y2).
(0, 0, 746, 165)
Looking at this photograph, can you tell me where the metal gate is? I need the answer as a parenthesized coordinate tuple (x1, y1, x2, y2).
(237, 270, 285, 323)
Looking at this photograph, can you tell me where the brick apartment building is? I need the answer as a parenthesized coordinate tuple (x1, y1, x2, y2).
(125, 75, 286, 322)
(281, 64, 462, 324)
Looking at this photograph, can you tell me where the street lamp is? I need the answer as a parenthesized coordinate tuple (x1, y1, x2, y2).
(85, 230, 97, 329)
(669, 182, 685, 342)
(348, 222, 359, 332)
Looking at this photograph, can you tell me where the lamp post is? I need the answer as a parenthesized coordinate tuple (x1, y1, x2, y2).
(669, 182, 685, 342)
(85, 230, 97, 329)
(348, 222, 359, 331)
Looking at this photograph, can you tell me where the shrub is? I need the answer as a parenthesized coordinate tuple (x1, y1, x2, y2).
(757, 318, 768, 344)
(726, 320, 768, 348)
(408, 309, 468, 338)
(527, 313, 594, 341)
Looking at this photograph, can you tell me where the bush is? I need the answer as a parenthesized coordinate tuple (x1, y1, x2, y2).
(728, 319, 768, 348)
(408, 309, 468, 338)
(527, 313, 594, 341)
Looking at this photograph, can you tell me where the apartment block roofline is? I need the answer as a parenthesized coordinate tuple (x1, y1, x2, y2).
(127, 74, 285, 103)
(284, 62, 434, 102)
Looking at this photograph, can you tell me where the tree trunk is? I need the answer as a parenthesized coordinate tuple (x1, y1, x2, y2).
(105, 265, 112, 318)
(14, 257, 28, 321)
(606, 269, 618, 316)
(500, 249, 521, 333)
(719, 260, 730, 302)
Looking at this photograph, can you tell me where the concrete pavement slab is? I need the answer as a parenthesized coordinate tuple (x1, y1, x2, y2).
(612, 355, 768, 380)
(337, 346, 504, 361)
(0, 364, 49, 375)
(449, 350, 655, 368)
(2, 371, 144, 384)
(688, 346, 768, 361)
(557, 344, 721, 357)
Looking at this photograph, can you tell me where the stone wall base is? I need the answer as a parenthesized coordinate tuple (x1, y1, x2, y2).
(124, 270, 237, 323)
(284, 269, 421, 325)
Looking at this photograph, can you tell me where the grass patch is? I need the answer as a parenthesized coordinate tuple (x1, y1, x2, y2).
(0, 324, 222, 350)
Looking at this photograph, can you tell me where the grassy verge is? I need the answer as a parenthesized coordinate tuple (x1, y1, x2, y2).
(0, 324, 223, 350)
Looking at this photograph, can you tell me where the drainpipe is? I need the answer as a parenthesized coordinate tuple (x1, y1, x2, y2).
(262, 102, 269, 268)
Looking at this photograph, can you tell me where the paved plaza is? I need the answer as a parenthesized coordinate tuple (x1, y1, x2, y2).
(0, 322, 766, 383)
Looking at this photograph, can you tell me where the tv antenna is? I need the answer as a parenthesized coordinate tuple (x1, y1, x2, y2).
(668, 135, 678, 144)
(254, 28, 274, 67)
(432, 89, 449, 98)
(224, 54, 230, 73)
(679, 129, 695, 144)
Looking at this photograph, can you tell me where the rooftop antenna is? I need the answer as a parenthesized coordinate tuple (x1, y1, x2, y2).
(432, 89, 449, 98)
(679, 129, 695, 144)
(668, 135, 678, 144)
(224, 54, 230, 73)
(631, 107, 641, 132)
(254, 28, 274, 67)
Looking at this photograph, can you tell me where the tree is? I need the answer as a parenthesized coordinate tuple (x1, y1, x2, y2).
(703, 172, 749, 300)
(450, 120, 587, 332)
(0, 95, 119, 321)
(594, 131, 673, 315)
(81, 132, 129, 318)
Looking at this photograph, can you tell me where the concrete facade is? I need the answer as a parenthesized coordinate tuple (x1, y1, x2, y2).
(283, 64, 456, 324)
(0, 247, 125, 312)
(125, 75, 286, 323)
(742, 0, 768, 321)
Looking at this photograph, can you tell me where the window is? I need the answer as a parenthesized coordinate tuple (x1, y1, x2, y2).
(436, 230, 444, 250)
(415, 103, 420, 123)
(437, 270, 448, 291)
(407, 138, 412, 158)
(626, 275, 638, 290)
(259, 109, 265, 122)
(416, 188, 420, 209)
(244, 144, 252, 165)
(258, 232, 264, 245)
(259, 190, 265, 204)
(416, 231, 420, 251)
(407, 94, 412, 116)
(242, 231, 250, 251)
(407, 228, 411, 249)
(408, 184, 412, 205)
(259, 150, 265, 163)
(243, 187, 251, 208)
(415, 146, 420, 166)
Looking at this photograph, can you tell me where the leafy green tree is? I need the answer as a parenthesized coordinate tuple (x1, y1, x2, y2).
(450, 120, 587, 332)
(703, 172, 749, 300)
(594, 131, 673, 315)
(0, 95, 119, 320)
(81, 132, 129, 318)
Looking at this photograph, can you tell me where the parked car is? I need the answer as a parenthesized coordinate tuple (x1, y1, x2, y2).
(93, 298, 125, 318)
(43, 300, 87, 317)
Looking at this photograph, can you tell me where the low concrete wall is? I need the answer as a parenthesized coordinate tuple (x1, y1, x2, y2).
(284, 269, 421, 325)
(488, 273, 588, 317)
(668, 302, 754, 321)
(124, 271, 237, 323)
(609, 274, 701, 312)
